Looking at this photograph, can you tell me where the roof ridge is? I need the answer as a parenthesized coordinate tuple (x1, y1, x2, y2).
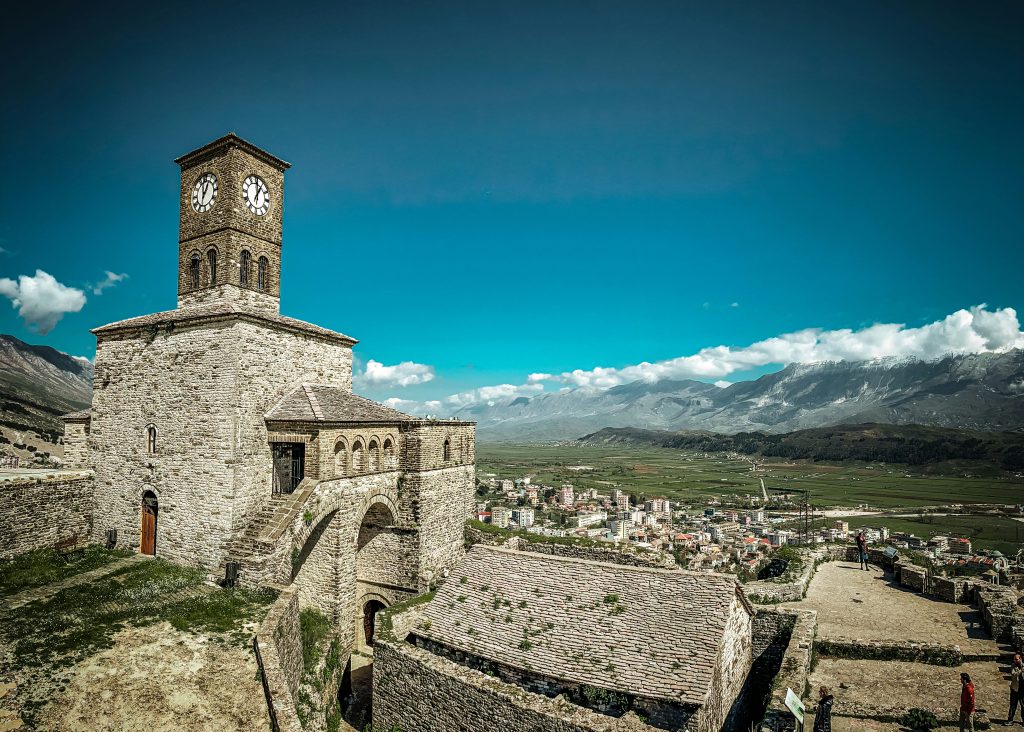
(472, 545, 737, 583)
(302, 384, 325, 421)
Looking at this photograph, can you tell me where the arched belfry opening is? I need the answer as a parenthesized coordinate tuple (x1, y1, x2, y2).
(141, 490, 158, 555)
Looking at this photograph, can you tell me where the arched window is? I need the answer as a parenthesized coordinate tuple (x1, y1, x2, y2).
(189, 253, 201, 290)
(352, 441, 365, 473)
(258, 256, 268, 291)
(383, 437, 396, 470)
(146, 425, 157, 454)
(333, 439, 348, 476)
(240, 250, 251, 286)
(368, 439, 380, 472)
(443, 437, 451, 462)
(207, 250, 217, 286)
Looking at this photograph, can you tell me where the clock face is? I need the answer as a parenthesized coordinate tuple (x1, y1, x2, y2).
(243, 175, 270, 216)
(191, 173, 217, 213)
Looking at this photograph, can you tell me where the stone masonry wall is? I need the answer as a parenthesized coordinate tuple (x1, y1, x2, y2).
(61, 420, 90, 469)
(254, 585, 303, 732)
(0, 471, 94, 559)
(466, 527, 676, 569)
(89, 316, 352, 570)
(759, 610, 817, 732)
(703, 596, 754, 732)
(408, 465, 476, 588)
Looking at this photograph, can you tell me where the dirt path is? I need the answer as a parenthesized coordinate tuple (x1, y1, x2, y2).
(36, 622, 270, 732)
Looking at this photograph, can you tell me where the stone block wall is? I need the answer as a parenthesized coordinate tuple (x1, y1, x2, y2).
(401, 423, 476, 473)
(0, 471, 94, 559)
(899, 563, 928, 592)
(87, 314, 353, 570)
(702, 595, 755, 732)
(931, 576, 968, 603)
(254, 586, 303, 732)
(759, 609, 817, 732)
(61, 419, 90, 469)
(408, 465, 476, 587)
(745, 546, 844, 604)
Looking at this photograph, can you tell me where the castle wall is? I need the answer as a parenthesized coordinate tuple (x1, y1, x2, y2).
(407, 464, 476, 587)
(89, 322, 241, 566)
(232, 320, 353, 533)
(700, 596, 754, 732)
(61, 420, 90, 470)
(0, 471, 94, 559)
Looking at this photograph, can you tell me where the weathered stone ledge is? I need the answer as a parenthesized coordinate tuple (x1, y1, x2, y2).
(254, 585, 303, 732)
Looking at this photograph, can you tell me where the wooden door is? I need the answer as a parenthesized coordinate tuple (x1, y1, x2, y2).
(141, 504, 156, 555)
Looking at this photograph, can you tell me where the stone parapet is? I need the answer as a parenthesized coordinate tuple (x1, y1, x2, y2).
(0, 470, 94, 559)
(815, 637, 965, 666)
(759, 609, 817, 732)
(254, 585, 303, 732)
(745, 546, 845, 605)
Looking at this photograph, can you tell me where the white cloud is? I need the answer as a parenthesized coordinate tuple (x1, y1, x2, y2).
(381, 304, 1024, 417)
(533, 305, 1024, 389)
(0, 270, 86, 334)
(361, 359, 435, 388)
(730, 302, 740, 308)
(92, 271, 128, 295)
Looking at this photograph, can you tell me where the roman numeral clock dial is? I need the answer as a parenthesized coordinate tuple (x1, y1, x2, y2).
(243, 175, 270, 215)
(191, 173, 217, 213)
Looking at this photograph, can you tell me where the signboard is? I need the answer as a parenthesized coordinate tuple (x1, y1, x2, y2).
(785, 688, 805, 724)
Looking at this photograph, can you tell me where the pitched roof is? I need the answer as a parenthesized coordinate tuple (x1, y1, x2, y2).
(414, 546, 750, 706)
(265, 384, 416, 423)
(92, 303, 357, 346)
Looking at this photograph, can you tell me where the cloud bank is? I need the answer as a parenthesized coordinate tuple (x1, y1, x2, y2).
(0, 270, 86, 334)
(386, 305, 1024, 415)
(361, 359, 435, 388)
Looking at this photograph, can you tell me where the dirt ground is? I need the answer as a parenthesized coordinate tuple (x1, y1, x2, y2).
(783, 561, 994, 654)
(810, 658, 1011, 722)
(34, 622, 270, 732)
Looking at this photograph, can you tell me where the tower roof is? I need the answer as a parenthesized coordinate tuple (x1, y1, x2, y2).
(174, 133, 291, 171)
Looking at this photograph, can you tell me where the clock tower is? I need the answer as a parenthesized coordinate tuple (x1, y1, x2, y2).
(174, 133, 290, 312)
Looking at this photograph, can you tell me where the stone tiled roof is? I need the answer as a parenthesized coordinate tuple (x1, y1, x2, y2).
(266, 384, 416, 423)
(60, 409, 92, 421)
(92, 303, 357, 345)
(415, 546, 750, 706)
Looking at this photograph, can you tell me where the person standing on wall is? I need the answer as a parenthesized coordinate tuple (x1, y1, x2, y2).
(813, 686, 833, 732)
(1005, 653, 1023, 726)
(961, 672, 977, 732)
(856, 531, 868, 571)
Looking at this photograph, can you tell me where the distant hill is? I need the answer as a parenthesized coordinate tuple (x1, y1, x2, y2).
(578, 423, 1024, 472)
(462, 350, 1024, 441)
(0, 335, 92, 466)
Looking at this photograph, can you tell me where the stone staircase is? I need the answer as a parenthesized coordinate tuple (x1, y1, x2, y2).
(219, 479, 320, 585)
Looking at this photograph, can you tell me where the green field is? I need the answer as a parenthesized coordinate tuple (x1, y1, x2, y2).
(476, 444, 1024, 510)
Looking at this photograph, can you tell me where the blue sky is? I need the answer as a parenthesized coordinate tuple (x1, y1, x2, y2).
(1, 1, 1022, 409)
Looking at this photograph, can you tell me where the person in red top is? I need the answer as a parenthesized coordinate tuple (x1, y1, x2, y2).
(961, 672, 977, 732)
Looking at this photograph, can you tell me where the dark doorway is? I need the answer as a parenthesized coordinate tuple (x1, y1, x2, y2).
(363, 600, 386, 646)
(141, 491, 158, 555)
(272, 442, 305, 495)
(337, 659, 353, 715)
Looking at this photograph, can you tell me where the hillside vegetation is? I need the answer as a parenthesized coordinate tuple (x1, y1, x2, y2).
(579, 423, 1024, 472)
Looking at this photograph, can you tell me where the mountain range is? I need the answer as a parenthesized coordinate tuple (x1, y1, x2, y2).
(1, 333, 1023, 452)
(454, 350, 1024, 441)
(0, 335, 92, 465)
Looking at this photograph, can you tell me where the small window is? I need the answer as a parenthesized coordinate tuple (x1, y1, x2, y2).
(443, 437, 451, 462)
(189, 254, 200, 290)
(207, 250, 217, 286)
(146, 426, 157, 454)
(258, 256, 268, 291)
(240, 250, 251, 286)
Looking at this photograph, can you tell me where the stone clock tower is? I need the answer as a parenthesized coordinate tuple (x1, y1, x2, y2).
(174, 133, 290, 313)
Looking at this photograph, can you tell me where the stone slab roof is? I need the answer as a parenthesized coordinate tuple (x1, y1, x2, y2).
(60, 409, 92, 421)
(92, 303, 357, 346)
(414, 546, 750, 706)
(266, 384, 416, 423)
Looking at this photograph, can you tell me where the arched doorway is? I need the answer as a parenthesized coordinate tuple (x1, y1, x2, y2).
(141, 491, 158, 555)
(362, 599, 387, 647)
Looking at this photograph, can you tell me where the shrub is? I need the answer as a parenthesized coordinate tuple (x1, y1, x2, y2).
(904, 708, 939, 731)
